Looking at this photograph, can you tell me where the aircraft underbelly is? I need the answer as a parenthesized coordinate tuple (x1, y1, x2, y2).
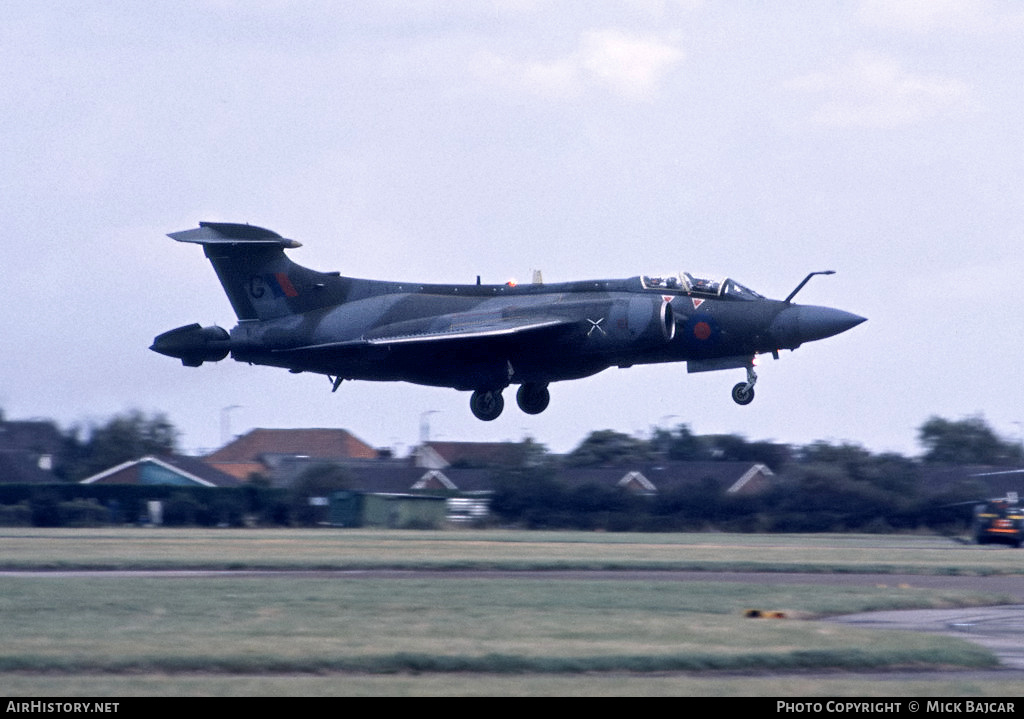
(361, 340, 610, 389)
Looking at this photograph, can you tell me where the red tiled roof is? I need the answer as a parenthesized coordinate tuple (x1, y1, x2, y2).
(207, 462, 267, 481)
(206, 428, 378, 463)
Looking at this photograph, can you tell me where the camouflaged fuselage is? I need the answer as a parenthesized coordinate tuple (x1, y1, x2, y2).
(151, 222, 865, 417)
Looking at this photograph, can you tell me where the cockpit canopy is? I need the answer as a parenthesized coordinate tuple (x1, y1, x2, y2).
(641, 272, 764, 300)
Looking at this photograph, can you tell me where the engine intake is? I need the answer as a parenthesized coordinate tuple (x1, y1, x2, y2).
(588, 296, 675, 352)
(626, 295, 675, 345)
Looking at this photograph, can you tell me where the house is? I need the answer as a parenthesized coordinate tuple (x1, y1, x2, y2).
(270, 456, 496, 524)
(0, 418, 63, 456)
(415, 441, 535, 469)
(81, 455, 241, 487)
(289, 456, 773, 525)
(556, 468, 659, 495)
(557, 462, 775, 496)
(205, 428, 379, 480)
(642, 461, 776, 495)
(0, 451, 57, 484)
(78, 456, 242, 526)
(0, 418, 63, 482)
(269, 454, 494, 493)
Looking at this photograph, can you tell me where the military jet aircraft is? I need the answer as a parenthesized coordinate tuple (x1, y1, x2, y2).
(151, 222, 865, 420)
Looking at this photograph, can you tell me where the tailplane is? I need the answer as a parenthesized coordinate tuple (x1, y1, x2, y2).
(169, 222, 342, 321)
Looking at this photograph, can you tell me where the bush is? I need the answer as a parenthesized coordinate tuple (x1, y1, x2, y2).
(59, 499, 108, 527)
(0, 502, 32, 526)
(29, 491, 62, 527)
(162, 492, 203, 526)
(193, 494, 245, 527)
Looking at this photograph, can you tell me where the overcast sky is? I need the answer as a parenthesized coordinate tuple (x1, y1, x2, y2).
(3, 1, 1023, 457)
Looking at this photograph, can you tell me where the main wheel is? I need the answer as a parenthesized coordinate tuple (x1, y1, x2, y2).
(731, 382, 755, 405)
(470, 390, 504, 421)
(516, 383, 550, 415)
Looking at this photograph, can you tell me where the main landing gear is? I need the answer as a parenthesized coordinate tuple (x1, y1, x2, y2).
(731, 366, 758, 406)
(516, 383, 550, 415)
(470, 390, 504, 421)
(470, 383, 550, 421)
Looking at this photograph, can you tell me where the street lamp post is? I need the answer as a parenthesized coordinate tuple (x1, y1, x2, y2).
(420, 410, 439, 444)
(220, 405, 242, 446)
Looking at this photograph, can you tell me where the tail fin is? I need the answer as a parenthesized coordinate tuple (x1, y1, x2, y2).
(169, 222, 343, 321)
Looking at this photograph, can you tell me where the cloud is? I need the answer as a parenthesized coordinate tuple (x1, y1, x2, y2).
(788, 53, 973, 128)
(579, 29, 685, 98)
(478, 29, 684, 101)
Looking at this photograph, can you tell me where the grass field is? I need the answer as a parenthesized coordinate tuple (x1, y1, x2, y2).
(1, 529, 1022, 696)
(3, 527, 1024, 574)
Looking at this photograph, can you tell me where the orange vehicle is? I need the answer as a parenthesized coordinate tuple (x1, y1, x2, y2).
(974, 496, 1023, 547)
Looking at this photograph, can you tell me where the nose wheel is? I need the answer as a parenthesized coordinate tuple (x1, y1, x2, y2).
(470, 389, 505, 421)
(731, 366, 757, 406)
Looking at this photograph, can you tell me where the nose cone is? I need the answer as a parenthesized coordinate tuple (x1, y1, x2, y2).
(769, 305, 866, 350)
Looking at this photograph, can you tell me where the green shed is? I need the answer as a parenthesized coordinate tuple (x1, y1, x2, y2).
(329, 491, 365, 527)
(361, 493, 447, 529)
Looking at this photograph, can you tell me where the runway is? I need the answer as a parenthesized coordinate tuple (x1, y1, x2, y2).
(829, 605, 1024, 671)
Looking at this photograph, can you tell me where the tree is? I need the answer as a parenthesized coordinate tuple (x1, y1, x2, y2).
(446, 437, 551, 469)
(650, 424, 791, 469)
(565, 430, 653, 467)
(702, 434, 791, 470)
(918, 416, 1023, 465)
(61, 410, 179, 480)
(651, 424, 707, 461)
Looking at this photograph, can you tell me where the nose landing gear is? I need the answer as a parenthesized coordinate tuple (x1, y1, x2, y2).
(731, 366, 758, 406)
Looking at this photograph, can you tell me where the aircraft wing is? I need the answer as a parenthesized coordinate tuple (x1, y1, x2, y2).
(273, 316, 574, 356)
(364, 317, 569, 345)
